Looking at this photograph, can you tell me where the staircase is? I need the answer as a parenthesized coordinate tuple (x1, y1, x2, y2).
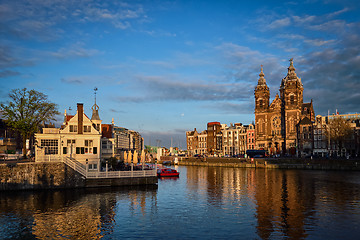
(62, 157, 87, 177)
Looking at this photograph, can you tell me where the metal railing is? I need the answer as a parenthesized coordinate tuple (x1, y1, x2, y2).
(43, 156, 157, 179)
(86, 169, 157, 178)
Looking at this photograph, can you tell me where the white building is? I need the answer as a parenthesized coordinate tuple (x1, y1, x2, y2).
(222, 123, 247, 156)
(35, 103, 102, 170)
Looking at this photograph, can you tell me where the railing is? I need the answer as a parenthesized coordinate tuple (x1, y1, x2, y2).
(86, 169, 157, 179)
(36, 155, 63, 162)
(63, 157, 87, 177)
(35, 155, 157, 179)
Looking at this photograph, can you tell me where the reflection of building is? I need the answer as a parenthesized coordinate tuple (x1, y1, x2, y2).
(254, 170, 314, 239)
(254, 59, 315, 156)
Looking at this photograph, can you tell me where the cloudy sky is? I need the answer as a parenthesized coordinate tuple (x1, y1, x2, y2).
(1, 0, 360, 148)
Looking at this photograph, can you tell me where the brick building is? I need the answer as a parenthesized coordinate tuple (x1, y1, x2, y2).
(254, 59, 314, 156)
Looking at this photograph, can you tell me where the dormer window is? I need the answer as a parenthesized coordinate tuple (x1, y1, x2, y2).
(70, 125, 78, 132)
(84, 125, 91, 132)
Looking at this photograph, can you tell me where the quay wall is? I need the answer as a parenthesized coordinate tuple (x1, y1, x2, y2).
(0, 162, 85, 191)
(0, 162, 158, 191)
(86, 176, 158, 187)
(178, 158, 360, 171)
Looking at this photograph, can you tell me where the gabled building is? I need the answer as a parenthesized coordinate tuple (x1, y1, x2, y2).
(222, 123, 247, 156)
(35, 103, 101, 169)
(207, 122, 222, 156)
(186, 128, 198, 156)
(297, 117, 314, 157)
(313, 115, 328, 157)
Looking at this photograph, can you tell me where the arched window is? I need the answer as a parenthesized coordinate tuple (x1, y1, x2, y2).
(259, 99, 263, 108)
(289, 117, 295, 132)
(290, 95, 295, 105)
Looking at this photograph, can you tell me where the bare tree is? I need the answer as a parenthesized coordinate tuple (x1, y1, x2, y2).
(0, 88, 59, 157)
(327, 117, 352, 155)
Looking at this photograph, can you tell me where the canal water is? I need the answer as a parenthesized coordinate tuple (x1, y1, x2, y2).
(1, 165, 360, 239)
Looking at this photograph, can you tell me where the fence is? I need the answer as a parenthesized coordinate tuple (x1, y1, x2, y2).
(37, 155, 157, 179)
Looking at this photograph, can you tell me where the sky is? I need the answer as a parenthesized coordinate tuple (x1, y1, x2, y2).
(1, 0, 360, 149)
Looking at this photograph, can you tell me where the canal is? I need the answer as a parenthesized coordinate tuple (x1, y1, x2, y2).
(1, 165, 360, 239)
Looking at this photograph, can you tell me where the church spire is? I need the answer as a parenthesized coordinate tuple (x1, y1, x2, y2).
(280, 58, 302, 89)
(258, 65, 267, 85)
(91, 87, 101, 121)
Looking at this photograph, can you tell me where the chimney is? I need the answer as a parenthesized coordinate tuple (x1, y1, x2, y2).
(77, 103, 83, 134)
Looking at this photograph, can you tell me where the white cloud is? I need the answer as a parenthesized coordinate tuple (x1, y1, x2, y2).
(268, 17, 291, 29)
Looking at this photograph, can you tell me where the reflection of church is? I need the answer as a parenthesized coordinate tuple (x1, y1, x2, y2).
(254, 59, 314, 155)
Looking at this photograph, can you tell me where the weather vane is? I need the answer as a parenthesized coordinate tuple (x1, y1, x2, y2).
(92, 87, 99, 111)
(94, 87, 98, 104)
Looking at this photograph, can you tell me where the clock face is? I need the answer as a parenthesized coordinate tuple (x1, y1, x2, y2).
(272, 116, 280, 128)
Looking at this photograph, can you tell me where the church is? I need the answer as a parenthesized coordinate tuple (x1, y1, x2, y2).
(254, 59, 314, 156)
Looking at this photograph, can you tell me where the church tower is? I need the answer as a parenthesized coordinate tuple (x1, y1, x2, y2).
(91, 87, 102, 133)
(255, 65, 270, 113)
(254, 66, 270, 148)
(279, 58, 303, 152)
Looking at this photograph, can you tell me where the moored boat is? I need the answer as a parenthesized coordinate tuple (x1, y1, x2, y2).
(157, 168, 179, 177)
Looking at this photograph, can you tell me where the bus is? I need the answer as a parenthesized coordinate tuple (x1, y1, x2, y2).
(246, 149, 268, 158)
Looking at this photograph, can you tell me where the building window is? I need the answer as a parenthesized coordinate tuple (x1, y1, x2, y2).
(41, 139, 58, 155)
(89, 164, 98, 170)
(84, 126, 91, 132)
(85, 140, 93, 153)
(70, 125, 78, 132)
(76, 147, 85, 154)
(259, 99, 263, 108)
(290, 95, 295, 105)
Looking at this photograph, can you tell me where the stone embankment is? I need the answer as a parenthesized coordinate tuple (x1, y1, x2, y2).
(0, 162, 85, 191)
(0, 162, 158, 191)
(177, 157, 360, 171)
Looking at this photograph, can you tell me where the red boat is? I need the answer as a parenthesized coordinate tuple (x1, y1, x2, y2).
(157, 168, 180, 177)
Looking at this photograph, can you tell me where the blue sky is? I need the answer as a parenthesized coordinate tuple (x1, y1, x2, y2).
(1, 0, 360, 148)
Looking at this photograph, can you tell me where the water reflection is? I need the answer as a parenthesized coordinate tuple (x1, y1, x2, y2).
(0, 186, 157, 239)
(1, 167, 360, 239)
(185, 166, 360, 239)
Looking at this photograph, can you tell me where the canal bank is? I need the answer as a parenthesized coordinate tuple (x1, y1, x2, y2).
(0, 162, 157, 191)
(176, 157, 360, 171)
